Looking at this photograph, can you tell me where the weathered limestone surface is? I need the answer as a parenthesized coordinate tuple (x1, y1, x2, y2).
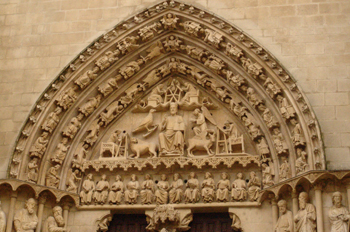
(0, 0, 349, 177)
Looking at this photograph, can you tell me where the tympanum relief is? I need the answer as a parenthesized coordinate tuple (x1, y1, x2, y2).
(4, 3, 331, 232)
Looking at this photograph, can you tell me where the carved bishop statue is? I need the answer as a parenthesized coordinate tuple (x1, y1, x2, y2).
(294, 192, 316, 232)
(275, 200, 293, 232)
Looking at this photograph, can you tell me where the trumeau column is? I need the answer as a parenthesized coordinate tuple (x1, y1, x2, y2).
(270, 194, 278, 225)
(6, 191, 17, 232)
(35, 194, 47, 232)
(343, 179, 350, 210)
(62, 201, 70, 229)
(314, 183, 324, 232)
(292, 189, 299, 216)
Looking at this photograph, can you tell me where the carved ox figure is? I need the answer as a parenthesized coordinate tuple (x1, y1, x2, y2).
(129, 137, 157, 159)
(187, 131, 216, 157)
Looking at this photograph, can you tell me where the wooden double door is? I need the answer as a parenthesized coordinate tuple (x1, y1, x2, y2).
(107, 212, 234, 232)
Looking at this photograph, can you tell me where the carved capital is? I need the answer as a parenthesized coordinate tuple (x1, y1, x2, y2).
(96, 214, 113, 232)
(342, 178, 350, 188)
(10, 191, 18, 199)
(38, 193, 47, 204)
(145, 205, 192, 232)
(291, 189, 298, 199)
(228, 208, 243, 231)
(268, 193, 277, 205)
(313, 182, 325, 191)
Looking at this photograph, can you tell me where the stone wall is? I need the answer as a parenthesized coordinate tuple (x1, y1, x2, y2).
(0, 0, 349, 178)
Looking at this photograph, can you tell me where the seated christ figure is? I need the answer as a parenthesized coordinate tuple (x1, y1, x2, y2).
(159, 103, 185, 155)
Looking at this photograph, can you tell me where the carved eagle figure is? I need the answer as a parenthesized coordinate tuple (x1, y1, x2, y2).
(132, 109, 158, 137)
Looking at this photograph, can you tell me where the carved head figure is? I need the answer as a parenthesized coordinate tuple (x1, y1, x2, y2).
(290, 118, 297, 126)
(173, 173, 180, 180)
(236, 173, 243, 179)
(53, 206, 65, 227)
(116, 175, 121, 181)
(281, 156, 288, 164)
(169, 102, 178, 116)
(205, 172, 212, 179)
(277, 200, 287, 214)
(131, 174, 137, 181)
(221, 172, 228, 180)
(25, 198, 37, 215)
(145, 174, 151, 180)
(332, 191, 343, 208)
(87, 173, 93, 180)
(273, 128, 280, 135)
(189, 172, 196, 179)
(249, 171, 256, 179)
(101, 174, 107, 181)
(298, 192, 309, 210)
(161, 174, 167, 181)
(42, 131, 49, 138)
(276, 94, 283, 102)
(193, 108, 200, 116)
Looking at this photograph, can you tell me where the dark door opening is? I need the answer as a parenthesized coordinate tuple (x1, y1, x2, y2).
(107, 214, 148, 232)
(189, 213, 234, 232)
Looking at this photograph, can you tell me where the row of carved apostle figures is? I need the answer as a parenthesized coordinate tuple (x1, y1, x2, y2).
(79, 171, 262, 205)
(275, 191, 350, 232)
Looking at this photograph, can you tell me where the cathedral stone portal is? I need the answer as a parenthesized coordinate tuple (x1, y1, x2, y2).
(1, 1, 346, 232)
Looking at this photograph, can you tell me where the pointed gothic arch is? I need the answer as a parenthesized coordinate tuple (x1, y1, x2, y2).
(7, 1, 325, 212)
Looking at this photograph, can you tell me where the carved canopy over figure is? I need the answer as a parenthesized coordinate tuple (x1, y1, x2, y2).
(294, 192, 316, 232)
(80, 173, 95, 205)
(43, 206, 66, 232)
(159, 103, 185, 155)
(108, 175, 124, 205)
(275, 200, 293, 232)
(14, 198, 38, 232)
(169, 173, 183, 204)
(329, 192, 350, 232)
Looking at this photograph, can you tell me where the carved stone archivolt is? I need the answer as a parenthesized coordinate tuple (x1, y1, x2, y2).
(2, 2, 329, 231)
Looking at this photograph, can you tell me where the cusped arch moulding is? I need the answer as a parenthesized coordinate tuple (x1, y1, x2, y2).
(8, 0, 324, 197)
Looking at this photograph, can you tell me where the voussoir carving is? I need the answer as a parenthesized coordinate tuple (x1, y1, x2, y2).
(7, 6, 325, 229)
